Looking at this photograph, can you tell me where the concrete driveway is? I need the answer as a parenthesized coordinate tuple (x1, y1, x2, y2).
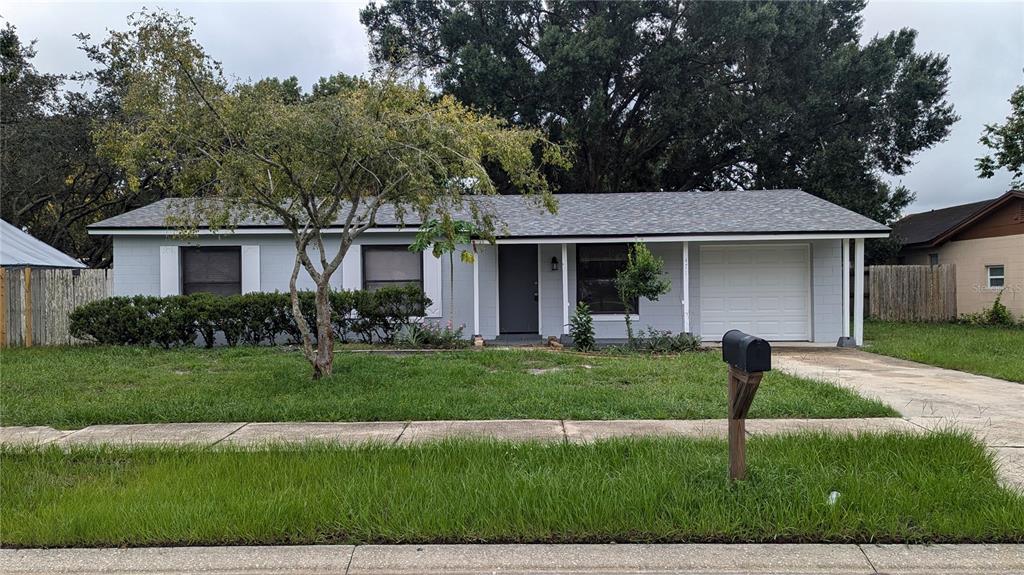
(775, 348, 1024, 490)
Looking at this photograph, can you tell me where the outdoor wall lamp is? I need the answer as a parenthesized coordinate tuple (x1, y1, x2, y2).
(551, 256, 560, 271)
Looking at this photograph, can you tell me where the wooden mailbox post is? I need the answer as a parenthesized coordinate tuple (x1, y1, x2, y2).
(721, 329, 771, 481)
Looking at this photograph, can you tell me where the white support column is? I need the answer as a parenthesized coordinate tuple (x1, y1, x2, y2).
(473, 243, 480, 336)
(536, 245, 543, 335)
(682, 241, 690, 334)
(561, 243, 569, 333)
(854, 238, 865, 346)
(841, 239, 851, 339)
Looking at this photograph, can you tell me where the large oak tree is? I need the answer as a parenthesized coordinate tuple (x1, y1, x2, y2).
(361, 0, 958, 225)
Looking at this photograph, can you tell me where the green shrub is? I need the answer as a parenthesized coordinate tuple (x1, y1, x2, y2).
(397, 320, 468, 349)
(69, 287, 434, 348)
(569, 302, 595, 352)
(602, 327, 703, 355)
(959, 290, 1020, 327)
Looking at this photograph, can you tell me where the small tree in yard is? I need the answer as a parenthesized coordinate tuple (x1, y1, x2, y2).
(96, 10, 567, 378)
(615, 242, 670, 347)
(409, 216, 482, 327)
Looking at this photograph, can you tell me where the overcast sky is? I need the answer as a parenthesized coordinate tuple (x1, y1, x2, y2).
(4, 1, 1022, 215)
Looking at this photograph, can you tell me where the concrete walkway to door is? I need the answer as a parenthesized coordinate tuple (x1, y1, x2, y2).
(774, 348, 1024, 491)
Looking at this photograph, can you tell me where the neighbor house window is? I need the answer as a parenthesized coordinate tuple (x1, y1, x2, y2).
(928, 253, 939, 266)
(181, 246, 242, 296)
(362, 245, 423, 291)
(576, 244, 638, 314)
(987, 265, 1005, 289)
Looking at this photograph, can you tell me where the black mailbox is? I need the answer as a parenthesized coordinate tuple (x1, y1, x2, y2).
(722, 329, 772, 373)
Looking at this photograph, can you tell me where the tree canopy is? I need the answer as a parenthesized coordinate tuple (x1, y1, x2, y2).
(94, 10, 568, 376)
(361, 0, 958, 224)
(977, 85, 1024, 187)
(0, 24, 169, 266)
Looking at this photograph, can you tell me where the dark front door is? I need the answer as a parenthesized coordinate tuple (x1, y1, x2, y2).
(499, 245, 539, 334)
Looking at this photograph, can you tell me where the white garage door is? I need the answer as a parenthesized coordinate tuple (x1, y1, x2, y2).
(699, 244, 810, 341)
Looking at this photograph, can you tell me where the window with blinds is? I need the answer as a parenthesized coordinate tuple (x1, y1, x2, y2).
(362, 246, 423, 291)
(181, 247, 242, 296)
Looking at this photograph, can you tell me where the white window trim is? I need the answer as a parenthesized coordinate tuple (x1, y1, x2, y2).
(986, 265, 1005, 289)
(592, 314, 640, 322)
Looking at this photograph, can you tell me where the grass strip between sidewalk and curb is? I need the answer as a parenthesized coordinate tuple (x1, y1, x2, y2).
(2, 431, 1021, 548)
(2, 347, 896, 428)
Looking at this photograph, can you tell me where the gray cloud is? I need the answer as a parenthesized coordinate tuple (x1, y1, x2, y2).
(5, 1, 1022, 215)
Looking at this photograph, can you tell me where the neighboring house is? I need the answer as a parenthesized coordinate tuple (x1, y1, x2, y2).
(891, 190, 1023, 318)
(87, 190, 888, 344)
(0, 219, 85, 269)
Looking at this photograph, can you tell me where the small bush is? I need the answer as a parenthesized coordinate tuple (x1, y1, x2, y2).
(69, 286, 434, 348)
(397, 320, 468, 349)
(603, 327, 703, 355)
(569, 302, 596, 352)
(959, 290, 1020, 327)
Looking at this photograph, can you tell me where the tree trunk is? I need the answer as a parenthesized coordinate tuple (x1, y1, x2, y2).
(311, 281, 335, 378)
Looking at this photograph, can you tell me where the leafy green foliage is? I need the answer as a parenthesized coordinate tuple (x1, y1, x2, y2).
(69, 287, 432, 348)
(397, 321, 468, 349)
(569, 302, 596, 352)
(958, 290, 1020, 328)
(604, 328, 703, 355)
(361, 0, 956, 224)
(615, 242, 670, 344)
(91, 9, 568, 377)
(0, 24, 169, 266)
(977, 85, 1024, 186)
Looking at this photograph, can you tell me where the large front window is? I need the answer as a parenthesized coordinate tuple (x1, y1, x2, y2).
(576, 244, 637, 314)
(181, 246, 242, 296)
(362, 246, 423, 291)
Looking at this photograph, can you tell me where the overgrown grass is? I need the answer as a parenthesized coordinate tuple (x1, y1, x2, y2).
(0, 347, 895, 428)
(865, 321, 1024, 383)
(2, 432, 1021, 547)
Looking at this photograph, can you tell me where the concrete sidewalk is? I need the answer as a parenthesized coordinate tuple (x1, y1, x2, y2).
(3, 543, 1023, 574)
(0, 417, 925, 447)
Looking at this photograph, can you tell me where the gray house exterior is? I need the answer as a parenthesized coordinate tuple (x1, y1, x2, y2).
(89, 190, 889, 345)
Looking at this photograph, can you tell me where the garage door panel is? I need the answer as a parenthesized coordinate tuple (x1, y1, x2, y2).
(700, 244, 810, 341)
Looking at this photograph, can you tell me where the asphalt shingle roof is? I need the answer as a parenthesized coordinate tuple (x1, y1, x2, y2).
(890, 199, 994, 247)
(89, 190, 889, 237)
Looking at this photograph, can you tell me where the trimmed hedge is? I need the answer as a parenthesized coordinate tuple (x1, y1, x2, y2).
(69, 286, 432, 348)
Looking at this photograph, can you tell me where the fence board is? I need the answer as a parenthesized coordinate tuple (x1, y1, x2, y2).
(0, 268, 111, 346)
(868, 264, 956, 322)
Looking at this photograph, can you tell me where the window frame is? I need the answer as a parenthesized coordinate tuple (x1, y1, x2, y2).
(575, 243, 638, 316)
(928, 253, 939, 266)
(180, 246, 242, 296)
(361, 245, 424, 292)
(986, 265, 1005, 289)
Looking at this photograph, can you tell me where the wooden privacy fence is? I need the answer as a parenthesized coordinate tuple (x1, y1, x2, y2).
(868, 264, 957, 322)
(0, 268, 112, 347)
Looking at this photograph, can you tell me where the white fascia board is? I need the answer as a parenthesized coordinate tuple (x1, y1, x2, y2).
(88, 227, 410, 236)
(91, 228, 889, 242)
(494, 232, 889, 244)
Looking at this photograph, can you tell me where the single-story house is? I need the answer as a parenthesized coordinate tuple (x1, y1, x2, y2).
(88, 189, 889, 345)
(891, 190, 1023, 318)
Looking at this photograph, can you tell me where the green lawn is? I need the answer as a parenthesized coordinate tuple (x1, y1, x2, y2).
(1, 347, 895, 428)
(865, 321, 1024, 383)
(3, 432, 1021, 547)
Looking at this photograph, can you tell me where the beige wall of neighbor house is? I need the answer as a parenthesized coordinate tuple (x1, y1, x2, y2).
(904, 235, 1024, 318)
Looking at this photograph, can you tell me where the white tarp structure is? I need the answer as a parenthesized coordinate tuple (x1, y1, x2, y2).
(0, 219, 85, 268)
